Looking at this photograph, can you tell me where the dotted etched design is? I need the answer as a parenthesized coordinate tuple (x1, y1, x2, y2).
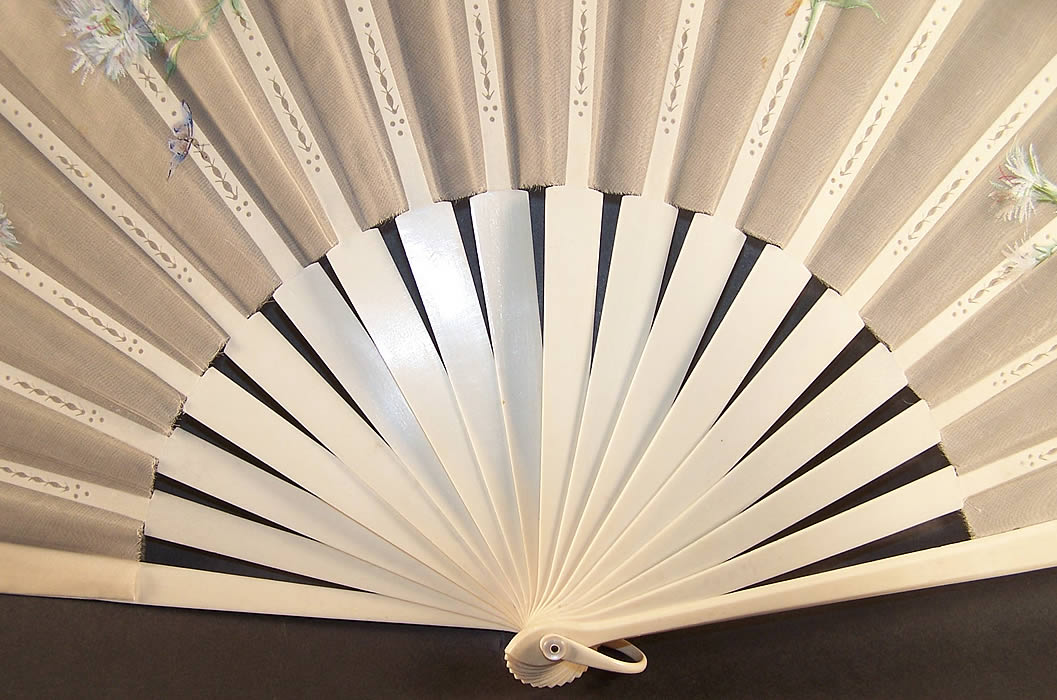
(117, 215, 179, 270)
(228, 5, 324, 175)
(0, 246, 149, 358)
(664, 26, 690, 115)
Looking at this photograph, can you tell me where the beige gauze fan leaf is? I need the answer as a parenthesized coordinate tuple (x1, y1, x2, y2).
(1, 0, 1056, 688)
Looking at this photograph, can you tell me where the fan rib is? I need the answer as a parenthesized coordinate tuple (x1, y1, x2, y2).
(327, 231, 526, 611)
(157, 430, 514, 622)
(930, 330, 1057, 428)
(396, 202, 532, 615)
(572, 346, 918, 606)
(594, 467, 962, 615)
(470, 190, 544, 608)
(566, 244, 807, 594)
(585, 402, 941, 609)
(272, 265, 507, 593)
(555, 214, 743, 594)
(460, 0, 512, 191)
(547, 520, 1057, 650)
(894, 216, 1057, 369)
(4, 0, 1057, 684)
(127, 58, 301, 281)
(537, 186, 603, 605)
(136, 561, 504, 630)
(546, 196, 677, 603)
(959, 437, 1057, 500)
(0, 247, 197, 396)
(611, 290, 862, 543)
(146, 490, 506, 625)
(0, 542, 138, 601)
(640, 0, 708, 201)
(343, 0, 432, 209)
(713, 0, 815, 226)
(220, 0, 363, 237)
(184, 369, 500, 603)
(574, 287, 864, 592)
(0, 458, 147, 522)
(0, 360, 166, 455)
(0, 363, 515, 620)
(0, 80, 246, 333)
(562, 0, 599, 187)
(221, 314, 497, 588)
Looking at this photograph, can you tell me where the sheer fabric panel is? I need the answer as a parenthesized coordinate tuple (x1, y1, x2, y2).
(589, 0, 680, 195)
(740, 0, 937, 243)
(373, 0, 486, 201)
(0, 3, 280, 315)
(0, 391, 155, 498)
(252, 0, 408, 227)
(668, 0, 808, 213)
(158, 0, 337, 264)
(492, 0, 571, 188)
(0, 275, 184, 433)
(0, 483, 142, 560)
(0, 120, 225, 374)
(943, 359, 1057, 473)
(965, 464, 1057, 538)
(807, 0, 1057, 292)
(863, 97, 1057, 350)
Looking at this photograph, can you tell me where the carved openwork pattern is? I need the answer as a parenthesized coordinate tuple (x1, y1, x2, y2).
(0, 464, 71, 495)
(574, 7, 589, 98)
(11, 379, 87, 417)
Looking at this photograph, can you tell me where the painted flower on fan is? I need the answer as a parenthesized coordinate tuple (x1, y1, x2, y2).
(0, 201, 17, 248)
(58, 0, 158, 83)
(990, 144, 1057, 225)
(1003, 238, 1057, 273)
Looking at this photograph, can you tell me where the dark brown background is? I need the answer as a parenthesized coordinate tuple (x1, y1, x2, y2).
(4, 566, 1057, 699)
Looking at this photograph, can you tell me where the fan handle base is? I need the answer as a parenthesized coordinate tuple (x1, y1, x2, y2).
(505, 629, 647, 687)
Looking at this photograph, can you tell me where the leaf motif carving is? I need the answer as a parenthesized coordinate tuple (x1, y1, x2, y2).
(473, 13, 495, 103)
(840, 107, 884, 177)
(907, 31, 929, 64)
(59, 296, 128, 342)
(908, 179, 963, 239)
(0, 254, 23, 272)
(0, 465, 70, 494)
(1011, 342, 1057, 376)
(12, 380, 86, 416)
(758, 56, 797, 137)
(269, 79, 313, 153)
(364, 32, 401, 116)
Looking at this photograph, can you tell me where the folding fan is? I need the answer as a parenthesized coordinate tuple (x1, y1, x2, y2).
(2, 0, 1057, 688)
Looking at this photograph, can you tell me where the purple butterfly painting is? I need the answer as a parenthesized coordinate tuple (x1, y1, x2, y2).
(167, 100, 196, 179)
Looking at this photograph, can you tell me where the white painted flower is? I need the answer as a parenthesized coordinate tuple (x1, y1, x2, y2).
(58, 0, 157, 83)
(1002, 238, 1057, 273)
(0, 201, 17, 248)
(990, 144, 1057, 225)
(1002, 240, 1039, 273)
